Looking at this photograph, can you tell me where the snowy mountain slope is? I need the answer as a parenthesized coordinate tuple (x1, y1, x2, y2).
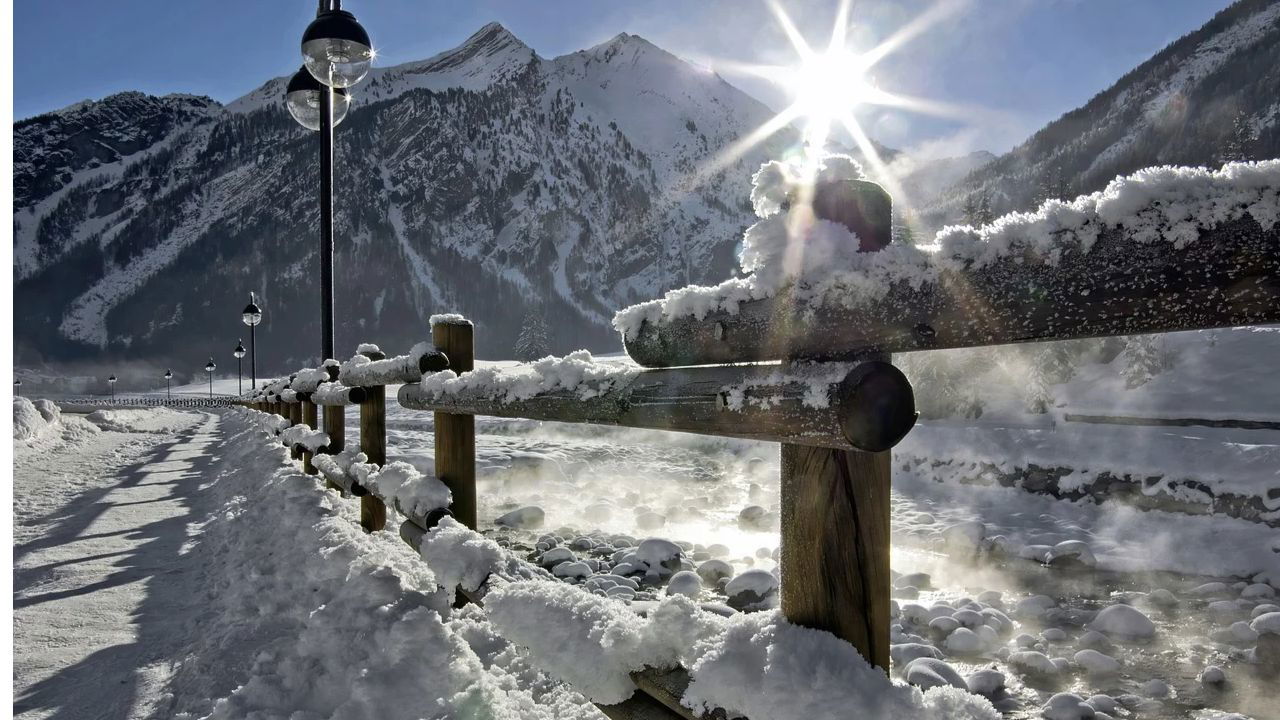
(921, 0, 1280, 228)
(14, 24, 794, 372)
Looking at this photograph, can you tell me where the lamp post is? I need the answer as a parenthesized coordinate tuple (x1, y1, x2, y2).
(286, 0, 372, 362)
(14, 379, 21, 398)
(205, 358, 217, 399)
(242, 293, 263, 388)
(233, 340, 247, 395)
(108, 375, 117, 402)
(164, 370, 173, 401)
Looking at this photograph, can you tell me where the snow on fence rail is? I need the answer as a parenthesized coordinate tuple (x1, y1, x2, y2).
(229, 158, 1279, 720)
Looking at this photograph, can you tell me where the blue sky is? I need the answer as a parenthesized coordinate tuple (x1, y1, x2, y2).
(14, 0, 1233, 154)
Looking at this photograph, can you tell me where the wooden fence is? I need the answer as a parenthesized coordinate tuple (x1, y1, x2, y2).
(99, 177, 1280, 718)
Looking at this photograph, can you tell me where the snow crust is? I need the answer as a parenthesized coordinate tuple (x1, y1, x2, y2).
(613, 158, 1280, 339)
(360, 460, 452, 520)
(288, 367, 329, 394)
(280, 424, 329, 453)
(417, 350, 638, 403)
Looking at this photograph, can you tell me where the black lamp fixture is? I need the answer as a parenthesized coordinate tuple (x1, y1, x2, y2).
(301, 1, 373, 88)
(204, 358, 217, 398)
(233, 340, 247, 395)
(242, 292, 263, 388)
(286, 0, 373, 364)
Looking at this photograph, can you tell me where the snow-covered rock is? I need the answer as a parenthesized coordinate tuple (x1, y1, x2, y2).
(1088, 604, 1156, 638)
(723, 569, 778, 611)
(496, 506, 546, 529)
(1073, 649, 1121, 675)
(965, 668, 1005, 696)
(1008, 651, 1058, 677)
(903, 658, 967, 691)
(1042, 692, 1096, 720)
(695, 559, 734, 587)
(1199, 665, 1226, 685)
(666, 571, 702, 598)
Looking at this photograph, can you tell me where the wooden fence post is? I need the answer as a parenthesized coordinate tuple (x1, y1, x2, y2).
(321, 360, 346, 493)
(359, 386, 387, 531)
(778, 179, 894, 673)
(289, 401, 303, 460)
(302, 398, 318, 475)
(433, 317, 476, 530)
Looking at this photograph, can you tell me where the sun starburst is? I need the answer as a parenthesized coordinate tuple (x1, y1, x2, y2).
(697, 0, 968, 207)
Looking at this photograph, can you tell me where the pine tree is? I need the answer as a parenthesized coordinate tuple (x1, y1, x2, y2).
(1025, 360, 1052, 414)
(962, 194, 979, 227)
(976, 190, 995, 226)
(514, 305, 552, 361)
(1219, 110, 1257, 164)
(1120, 334, 1164, 389)
(1038, 342, 1076, 384)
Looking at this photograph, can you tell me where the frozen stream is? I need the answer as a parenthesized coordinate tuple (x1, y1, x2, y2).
(382, 399, 1279, 720)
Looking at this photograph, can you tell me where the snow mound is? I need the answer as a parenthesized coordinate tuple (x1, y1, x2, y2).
(487, 581, 998, 719)
(420, 517, 504, 602)
(13, 397, 56, 440)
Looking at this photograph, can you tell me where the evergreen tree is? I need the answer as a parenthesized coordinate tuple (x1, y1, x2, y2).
(514, 305, 552, 361)
(976, 190, 995, 226)
(961, 194, 979, 227)
(1037, 341, 1076, 384)
(1025, 360, 1052, 414)
(1219, 110, 1257, 164)
(1120, 334, 1164, 388)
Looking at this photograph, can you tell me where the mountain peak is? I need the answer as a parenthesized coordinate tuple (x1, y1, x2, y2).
(459, 21, 529, 54)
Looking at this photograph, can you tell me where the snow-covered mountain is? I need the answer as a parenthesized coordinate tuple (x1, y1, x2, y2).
(14, 23, 796, 371)
(921, 0, 1280, 227)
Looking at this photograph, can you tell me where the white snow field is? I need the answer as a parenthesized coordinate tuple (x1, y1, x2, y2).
(13, 340, 1280, 720)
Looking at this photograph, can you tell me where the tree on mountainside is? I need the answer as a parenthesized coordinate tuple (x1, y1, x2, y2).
(514, 304, 552, 361)
(1120, 334, 1165, 389)
(1219, 110, 1258, 164)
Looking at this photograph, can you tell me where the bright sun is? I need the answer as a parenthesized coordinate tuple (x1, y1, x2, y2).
(693, 0, 969, 204)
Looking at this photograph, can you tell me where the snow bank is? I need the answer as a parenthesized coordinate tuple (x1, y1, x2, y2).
(417, 350, 638, 402)
(614, 157, 1280, 338)
(13, 397, 57, 440)
(487, 580, 998, 719)
(84, 407, 194, 434)
(190, 412, 595, 719)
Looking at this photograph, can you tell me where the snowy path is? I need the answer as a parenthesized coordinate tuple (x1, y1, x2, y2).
(13, 411, 218, 720)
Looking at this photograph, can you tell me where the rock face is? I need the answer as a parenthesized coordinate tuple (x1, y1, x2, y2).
(13, 24, 795, 369)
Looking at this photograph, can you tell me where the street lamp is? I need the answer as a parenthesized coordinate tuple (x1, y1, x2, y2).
(288, 0, 373, 363)
(233, 340, 247, 395)
(164, 370, 173, 401)
(242, 292, 263, 388)
(108, 375, 117, 402)
(205, 358, 217, 399)
(14, 379, 21, 398)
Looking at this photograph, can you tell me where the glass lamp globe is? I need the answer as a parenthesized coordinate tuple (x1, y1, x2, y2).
(164, 370, 173, 380)
(205, 359, 217, 373)
(108, 376, 117, 383)
(301, 9, 372, 88)
(234, 341, 247, 359)
(286, 66, 350, 131)
(242, 293, 264, 327)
